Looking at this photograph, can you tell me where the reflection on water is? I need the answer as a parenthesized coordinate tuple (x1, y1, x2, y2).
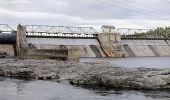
(0, 78, 170, 100)
(80, 57, 170, 68)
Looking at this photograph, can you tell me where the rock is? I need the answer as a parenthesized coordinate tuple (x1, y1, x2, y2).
(69, 66, 170, 90)
(0, 59, 170, 90)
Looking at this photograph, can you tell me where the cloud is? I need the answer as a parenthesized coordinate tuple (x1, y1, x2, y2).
(0, 0, 170, 30)
(0, 8, 65, 19)
(11, 0, 32, 4)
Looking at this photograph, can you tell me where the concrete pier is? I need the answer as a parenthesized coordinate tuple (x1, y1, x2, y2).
(16, 24, 28, 56)
(97, 33, 125, 57)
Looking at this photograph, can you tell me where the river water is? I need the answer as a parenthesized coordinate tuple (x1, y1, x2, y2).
(80, 57, 170, 68)
(0, 78, 170, 100)
(0, 57, 170, 100)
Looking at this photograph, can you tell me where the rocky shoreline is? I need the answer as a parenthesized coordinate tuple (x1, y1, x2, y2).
(0, 59, 170, 90)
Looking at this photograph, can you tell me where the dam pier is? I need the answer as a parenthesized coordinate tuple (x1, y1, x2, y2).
(0, 24, 170, 61)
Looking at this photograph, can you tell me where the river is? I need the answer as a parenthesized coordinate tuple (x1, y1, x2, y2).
(0, 57, 170, 100)
(0, 78, 170, 100)
(80, 57, 170, 68)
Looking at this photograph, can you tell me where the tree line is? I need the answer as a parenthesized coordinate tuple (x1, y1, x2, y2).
(124, 27, 170, 39)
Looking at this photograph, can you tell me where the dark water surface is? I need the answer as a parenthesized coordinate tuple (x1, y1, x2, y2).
(0, 78, 170, 100)
(80, 57, 170, 68)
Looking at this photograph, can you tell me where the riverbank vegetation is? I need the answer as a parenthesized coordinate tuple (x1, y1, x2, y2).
(122, 27, 170, 39)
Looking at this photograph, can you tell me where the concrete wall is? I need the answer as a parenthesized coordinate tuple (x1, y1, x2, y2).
(121, 40, 168, 46)
(16, 25, 28, 56)
(0, 44, 15, 56)
(27, 38, 99, 45)
(26, 33, 170, 58)
(97, 33, 125, 57)
(102, 28, 115, 33)
(24, 49, 68, 61)
(122, 40, 170, 57)
(28, 44, 106, 58)
(68, 48, 80, 61)
(27, 37, 105, 58)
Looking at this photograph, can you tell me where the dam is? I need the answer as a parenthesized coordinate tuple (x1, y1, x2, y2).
(0, 24, 170, 60)
(121, 40, 170, 57)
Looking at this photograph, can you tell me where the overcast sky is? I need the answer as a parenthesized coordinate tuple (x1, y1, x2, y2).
(0, 0, 170, 30)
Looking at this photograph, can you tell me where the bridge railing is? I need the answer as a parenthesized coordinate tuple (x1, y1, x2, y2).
(115, 28, 153, 35)
(0, 24, 14, 33)
(24, 25, 98, 38)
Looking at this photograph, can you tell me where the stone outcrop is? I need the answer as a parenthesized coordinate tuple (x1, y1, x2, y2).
(70, 66, 170, 90)
(0, 59, 170, 90)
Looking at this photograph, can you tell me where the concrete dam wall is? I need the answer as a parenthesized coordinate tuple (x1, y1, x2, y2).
(121, 40, 170, 57)
(27, 38, 100, 45)
(1, 24, 170, 60)
(27, 38, 105, 58)
(26, 33, 124, 58)
(27, 37, 106, 58)
(0, 44, 15, 57)
(27, 36, 170, 58)
(28, 43, 106, 58)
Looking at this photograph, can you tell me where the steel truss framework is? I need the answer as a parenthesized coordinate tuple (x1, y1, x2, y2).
(0, 24, 14, 32)
(115, 28, 153, 35)
(0, 24, 169, 39)
(24, 25, 98, 35)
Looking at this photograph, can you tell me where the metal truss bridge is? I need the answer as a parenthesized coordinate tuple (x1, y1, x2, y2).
(24, 25, 98, 38)
(0, 24, 14, 33)
(116, 28, 153, 35)
(0, 24, 170, 40)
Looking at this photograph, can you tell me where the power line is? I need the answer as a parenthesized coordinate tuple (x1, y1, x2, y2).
(100, 0, 170, 19)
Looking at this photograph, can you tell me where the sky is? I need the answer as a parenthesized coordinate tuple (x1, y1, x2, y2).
(0, 0, 170, 30)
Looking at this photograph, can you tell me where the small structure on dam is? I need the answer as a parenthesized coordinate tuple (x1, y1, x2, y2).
(99, 25, 125, 57)
(101, 25, 116, 33)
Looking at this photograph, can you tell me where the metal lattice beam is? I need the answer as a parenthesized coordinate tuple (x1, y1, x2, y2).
(115, 28, 154, 35)
(24, 25, 98, 34)
(0, 24, 14, 32)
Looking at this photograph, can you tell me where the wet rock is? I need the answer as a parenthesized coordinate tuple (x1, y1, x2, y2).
(69, 66, 170, 90)
(0, 59, 170, 90)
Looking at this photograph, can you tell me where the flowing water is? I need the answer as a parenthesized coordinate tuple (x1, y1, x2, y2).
(0, 57, 170, 100)
(0, 78, 170, 100)
(80, 57, 170, 68)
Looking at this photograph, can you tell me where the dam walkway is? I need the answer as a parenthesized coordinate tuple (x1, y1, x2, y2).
(0, 24, 170, 43)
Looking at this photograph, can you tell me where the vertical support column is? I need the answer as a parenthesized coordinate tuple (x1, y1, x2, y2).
(68, 48, 80, 62)
(16, 24, 28, 56)
(98, 33, 125, 58)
